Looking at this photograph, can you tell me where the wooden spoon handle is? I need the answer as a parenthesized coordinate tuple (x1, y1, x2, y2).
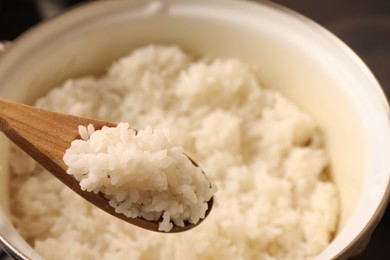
(0, 99, 130, 226)
(0, 98, 114, 183)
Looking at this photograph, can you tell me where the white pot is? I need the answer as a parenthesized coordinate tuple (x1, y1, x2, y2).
(0, 0, 389, 259)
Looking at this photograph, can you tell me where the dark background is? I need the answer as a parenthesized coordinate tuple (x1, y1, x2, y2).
(0, 0, 389, 259)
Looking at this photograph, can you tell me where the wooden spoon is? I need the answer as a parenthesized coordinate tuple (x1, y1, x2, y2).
(0, 98, 213, 233)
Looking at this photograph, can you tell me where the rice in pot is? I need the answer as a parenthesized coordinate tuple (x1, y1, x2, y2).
(9, 45, 339, 259)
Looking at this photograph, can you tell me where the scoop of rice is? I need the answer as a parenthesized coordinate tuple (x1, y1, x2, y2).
(63, 123, 215, 232)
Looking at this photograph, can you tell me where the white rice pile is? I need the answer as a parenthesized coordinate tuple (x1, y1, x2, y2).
(63, 123, 215, 232)
(9, 45, 339, 259)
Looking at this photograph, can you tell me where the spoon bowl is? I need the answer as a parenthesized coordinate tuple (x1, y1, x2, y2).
(0, 98, 213, 233)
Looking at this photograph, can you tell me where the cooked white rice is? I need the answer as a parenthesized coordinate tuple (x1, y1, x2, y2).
(63, 123, 215, 232)
(9, 45, 339, 259)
